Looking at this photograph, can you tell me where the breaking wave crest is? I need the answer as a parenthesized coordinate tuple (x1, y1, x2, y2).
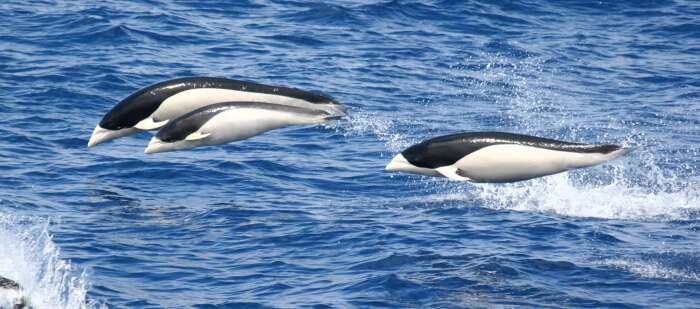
(601, 252, 700, 282)
(470, 172, 700, 220)
(0, 214, 101, 309)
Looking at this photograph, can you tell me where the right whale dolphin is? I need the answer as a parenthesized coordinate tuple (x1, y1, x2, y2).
(144, 101, 341, 154)
(385, 132, 630, 183)
(88, 77, 344, 147)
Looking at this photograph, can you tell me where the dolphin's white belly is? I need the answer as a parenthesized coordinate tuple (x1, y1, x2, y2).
(0, 288, 24, 308)
(199, 108, 325, 145)
(152, 88, 329, 120)
(454, 144, 611, 182)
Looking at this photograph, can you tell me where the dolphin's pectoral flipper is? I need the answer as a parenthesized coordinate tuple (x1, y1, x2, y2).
(185, 131, 211, 141)
(134, 117, 170, 131)
(435, 166, 471, 181)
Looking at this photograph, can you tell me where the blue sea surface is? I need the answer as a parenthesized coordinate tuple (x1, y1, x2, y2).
(1, 0, 699, 308)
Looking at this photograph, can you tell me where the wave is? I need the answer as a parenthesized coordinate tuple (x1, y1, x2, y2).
(469, 173, 700, 221)
(0, 214, 102, 309)
(601, 252, 700, 282)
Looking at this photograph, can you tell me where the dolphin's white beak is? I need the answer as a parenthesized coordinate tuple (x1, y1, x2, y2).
(385, 153, 440, 177)
(144, 137, 166, 154)
(385, 153, 410, 172)
(87, 125, 140, 147)
(145, 136, 201, 154)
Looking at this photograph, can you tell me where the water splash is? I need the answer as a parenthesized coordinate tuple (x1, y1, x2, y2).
(601, 255, 700, 282)
(445, 52, 565, 134)
(333, 110, 415, 152)
(470, 173, 700, 220)
(0, 213, 101, 309)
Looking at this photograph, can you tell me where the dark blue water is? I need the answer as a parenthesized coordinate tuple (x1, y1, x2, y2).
(1, 1, 699, 308)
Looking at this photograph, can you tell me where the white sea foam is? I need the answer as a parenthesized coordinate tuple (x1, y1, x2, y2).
(601, 258, 700, 282)
(0, 288, 25, 309)
(470, 173, 700, 220)
(0, 214, 102, 309)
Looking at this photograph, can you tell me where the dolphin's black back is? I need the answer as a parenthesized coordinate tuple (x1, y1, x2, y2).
(402, 132, 621, 169)
(100, 78, 192, 130)
(99, 77, 336, 130)
(0, 276, 20, 290)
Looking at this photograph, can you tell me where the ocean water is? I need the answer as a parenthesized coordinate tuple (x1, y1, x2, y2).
(1, 0, 699, 308)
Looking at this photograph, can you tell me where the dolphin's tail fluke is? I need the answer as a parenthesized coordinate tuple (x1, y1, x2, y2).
(607, 146, 632, 160)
